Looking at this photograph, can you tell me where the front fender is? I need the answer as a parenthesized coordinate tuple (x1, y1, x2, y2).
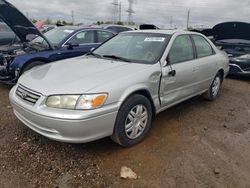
(9, 51, 53, 70)
(119, 84, 152, 102)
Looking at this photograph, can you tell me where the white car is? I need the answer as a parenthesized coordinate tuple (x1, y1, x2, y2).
(10, 30, 229, 147)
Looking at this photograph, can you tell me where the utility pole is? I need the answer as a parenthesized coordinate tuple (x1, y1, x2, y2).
(127, 0, 135, 25)
(119, 2, 122, 22)
(170, 16, 173, 28)
(112, 0, 119, 24)
(71, 10, 75, 25)
(186, 9, 190, 30)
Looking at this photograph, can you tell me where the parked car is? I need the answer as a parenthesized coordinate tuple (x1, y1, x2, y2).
(0, 22, 17, 45)
(10, 30, 229, 147)
(189, 28, 214, 41)
(213, 22, 250, 77)
(139, 24, 160, 30)
(0, 0, 116, 84)
(40, 25, 56, 34)
(100, 25, 134, 33)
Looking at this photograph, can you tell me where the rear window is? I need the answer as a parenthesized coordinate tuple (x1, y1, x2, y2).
(106, 26, 132, 33)
(192, 35, 214, 58)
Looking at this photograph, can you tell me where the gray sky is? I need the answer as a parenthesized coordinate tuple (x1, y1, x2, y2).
(8, 0, 250, 28)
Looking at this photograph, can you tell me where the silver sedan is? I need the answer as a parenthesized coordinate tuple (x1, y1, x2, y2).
(9, 30, 229, 147)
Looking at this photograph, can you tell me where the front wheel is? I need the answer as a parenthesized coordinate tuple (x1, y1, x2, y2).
(111, 94, 153, 147)
(203, 73, 222, 101)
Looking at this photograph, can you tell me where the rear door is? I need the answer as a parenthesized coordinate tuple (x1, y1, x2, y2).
(96, 30, 115, 44)
(160, 34, 198, 107)
(191, 34, 218, 91)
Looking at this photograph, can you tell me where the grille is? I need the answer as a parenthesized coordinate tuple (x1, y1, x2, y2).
(16, 85, 41, 105)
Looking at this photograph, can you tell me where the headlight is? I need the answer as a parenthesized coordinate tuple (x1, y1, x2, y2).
(46, 94, 108, 110)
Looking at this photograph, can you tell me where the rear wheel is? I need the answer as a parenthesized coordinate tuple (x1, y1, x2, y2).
(111, 94, 153, 147)
(203, 73, 222, 101)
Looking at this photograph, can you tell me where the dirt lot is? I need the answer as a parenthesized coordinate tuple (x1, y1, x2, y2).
(0, 78, 249, 188)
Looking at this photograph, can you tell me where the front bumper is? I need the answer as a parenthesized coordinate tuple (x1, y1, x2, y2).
(229, 64, 250, 77)
(9, 85, 119, 143)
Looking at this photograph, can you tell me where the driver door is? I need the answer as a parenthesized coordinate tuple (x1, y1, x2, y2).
(53, 30, 98, 61)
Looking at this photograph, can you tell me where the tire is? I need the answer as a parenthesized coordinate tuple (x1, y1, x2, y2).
(111, 94, 153, 147)
(203, 72, 222, 101)
(22, 61, 45, 74)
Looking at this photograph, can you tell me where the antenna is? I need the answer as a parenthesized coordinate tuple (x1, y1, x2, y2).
(126, 0, 135, 25)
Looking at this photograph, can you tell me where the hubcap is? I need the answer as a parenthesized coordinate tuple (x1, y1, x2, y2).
(212, 76, 221, 96)
(125, 105, 148, 139)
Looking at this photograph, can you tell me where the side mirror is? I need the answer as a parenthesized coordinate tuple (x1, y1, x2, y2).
(90, 47, 95, 52)
(66, 42, 79, 49)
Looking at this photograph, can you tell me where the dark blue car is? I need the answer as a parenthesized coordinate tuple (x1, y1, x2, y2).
(213, 22, 250, 78)
(0, 0, 116, 84)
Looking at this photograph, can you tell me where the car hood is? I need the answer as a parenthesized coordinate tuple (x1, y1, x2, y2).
(18, 56, 150, 96)
(0, 0, 51, 47)
(213, 22, 250, 41)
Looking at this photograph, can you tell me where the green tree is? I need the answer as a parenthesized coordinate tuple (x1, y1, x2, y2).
(56, 20, 62, 25)
(116, 21, 124, 25)
(32, 19, 37, 24)
(62, 20, 67, 25)
(45, 19, 52, 25)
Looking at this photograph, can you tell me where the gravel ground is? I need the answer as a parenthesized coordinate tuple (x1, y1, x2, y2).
(0, 78, 249, 188)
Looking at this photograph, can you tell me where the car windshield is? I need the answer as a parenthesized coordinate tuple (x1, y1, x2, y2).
(31, 27, 75, 47)
(93, 32, 171, 64)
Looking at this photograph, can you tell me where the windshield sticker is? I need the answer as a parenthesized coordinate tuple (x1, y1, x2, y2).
(144, 37, 165, 42)
(64, 30, 74, 33)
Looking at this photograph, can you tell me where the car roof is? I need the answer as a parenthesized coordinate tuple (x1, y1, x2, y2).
(126, 29, 200, 35)
(56, 26, 116, 33)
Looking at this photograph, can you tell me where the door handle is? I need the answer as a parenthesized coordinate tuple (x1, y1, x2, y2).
(168, 70, 176, 76)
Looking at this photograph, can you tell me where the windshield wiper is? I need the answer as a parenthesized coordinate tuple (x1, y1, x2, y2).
(86, 51, 103, 58)
(102, 55, 131, 62)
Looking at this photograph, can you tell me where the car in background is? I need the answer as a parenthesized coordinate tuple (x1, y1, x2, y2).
(10, 30, 229, 147)
(189, 28, 214, 41)
(41, 25, 56, 34)
(139, 24, 160, 30)
(213, 22, 250, 77)
(0, 0, 116, 84)
(0, 22, 17, 45)
(99, 25, 134, 33)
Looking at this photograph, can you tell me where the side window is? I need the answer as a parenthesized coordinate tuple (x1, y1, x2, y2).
(97, 31, 114, 43)
(192, 35, 214, 58)
(168, 35, 194, 64)
(68, 30, 95, 45)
